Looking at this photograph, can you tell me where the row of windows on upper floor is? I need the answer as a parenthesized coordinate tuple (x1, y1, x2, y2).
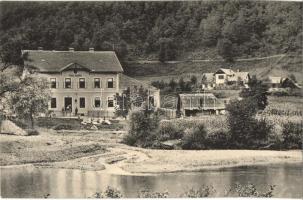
(50, 96, 115, 109)
(50, 77, 115, 89)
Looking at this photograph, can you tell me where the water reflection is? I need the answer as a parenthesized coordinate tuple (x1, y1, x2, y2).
(1, 163, 302, 198)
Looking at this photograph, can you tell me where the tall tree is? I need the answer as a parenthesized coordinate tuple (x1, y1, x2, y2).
(10, 76, 50, 128)
(240, 76, 269, 110)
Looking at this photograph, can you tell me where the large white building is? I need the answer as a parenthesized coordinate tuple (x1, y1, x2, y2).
(23, 48, 160, 117)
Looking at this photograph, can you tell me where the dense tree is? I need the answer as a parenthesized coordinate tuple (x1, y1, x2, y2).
(240, 76, 269, 110)
(226, 98, 272, 148)
(0, 1, 302, 61)
(217, 38, 235, 62)
(10, 76, 50, 128)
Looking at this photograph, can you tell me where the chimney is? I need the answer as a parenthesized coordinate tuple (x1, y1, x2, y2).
(69, 47, 74, 52)
(237, 69, 240, 72)
(38, 47, 43, 51)
(89, 47, 94, 52)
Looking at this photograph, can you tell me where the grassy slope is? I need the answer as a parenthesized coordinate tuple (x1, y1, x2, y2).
(123, 54, 303, 84)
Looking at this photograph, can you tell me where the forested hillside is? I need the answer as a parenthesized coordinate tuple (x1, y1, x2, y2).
(1, 1, 302, 62)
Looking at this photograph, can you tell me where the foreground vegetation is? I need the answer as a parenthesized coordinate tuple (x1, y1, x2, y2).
(88, 183, 275, 198)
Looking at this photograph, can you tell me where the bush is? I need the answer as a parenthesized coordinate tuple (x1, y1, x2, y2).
(52, 124, 74, 130)
(206, 131, 231, 149)
(181, 124, 207, 150)
(138, 189, 169, 198)
(226, 183, 275, 197)
(93, 187, 122, 198)
(282, 122, 302, 149)
(181, 186, 215, 197)
(250, 118, 273, 148)
(25, 129, 39, 136)
(123, 134, 138, 146)
(158, 122, 184, 141)
(124, 109, 160, 147)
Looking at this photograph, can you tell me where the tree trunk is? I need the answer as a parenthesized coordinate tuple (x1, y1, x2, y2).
(30, 114, 34, 129)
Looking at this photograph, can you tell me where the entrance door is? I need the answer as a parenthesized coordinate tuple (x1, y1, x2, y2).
(64, 97, 72, 112)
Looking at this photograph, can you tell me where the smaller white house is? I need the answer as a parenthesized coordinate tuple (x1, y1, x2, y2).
(264, 76, 301, 91)
(214, 68, 250, 85)
(202, 68, 250, 89)
(214, 68, 235, 85)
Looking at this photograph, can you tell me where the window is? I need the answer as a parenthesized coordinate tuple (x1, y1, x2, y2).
(94, 78, 101, 88)
(65, 78, 72, 88)
(94, 97, 101, 108)
(50, 78, 56, 88)
(107, 78, 114, 88)
(51, 98, 57, 108)
(218, 75, 224, 79)
(79, 78, 85, 88)
(108, 97, 114, 108)
(79, 97, 85, 108)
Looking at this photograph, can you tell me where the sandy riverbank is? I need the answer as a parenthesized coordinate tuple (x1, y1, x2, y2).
(1, 129, 302, 174)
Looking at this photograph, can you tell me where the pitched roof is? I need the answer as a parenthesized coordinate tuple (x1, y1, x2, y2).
(179, 93, 216, 98)
(215, 68, 235, 75)
(179, 93, 225, 110)
(23, 50, 123, 73)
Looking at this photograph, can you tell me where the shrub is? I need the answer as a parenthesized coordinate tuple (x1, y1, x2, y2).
(103, 187, 123, 198)
(138, 189, 169, 198)
(25, 129, 39, 136)
(282, 122, 303, 149)
(158, 122, 184, 141)
(124, 109, 160, 147)
(181, 186, 215, 197)
(226, 183, 275, 197)
(250, 118, 273, 148)
(122, 134, 137, 146)
(181, 124, 207, 150)
(52, 124, 74, 130)
(206, 131, 231, 149)
(92, 187, 123, 198)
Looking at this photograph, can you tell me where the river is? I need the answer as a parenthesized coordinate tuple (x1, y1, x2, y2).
(1, 163, 302, 198)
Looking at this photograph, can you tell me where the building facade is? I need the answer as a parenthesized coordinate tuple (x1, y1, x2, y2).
(201, 68, 250, 89)
(23, 48, 160, 117)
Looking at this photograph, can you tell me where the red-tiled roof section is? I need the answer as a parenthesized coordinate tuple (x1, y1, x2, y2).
(23, 50, 123, 73)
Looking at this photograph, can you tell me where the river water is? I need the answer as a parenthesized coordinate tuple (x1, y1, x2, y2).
(1, 163, 302, 198)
